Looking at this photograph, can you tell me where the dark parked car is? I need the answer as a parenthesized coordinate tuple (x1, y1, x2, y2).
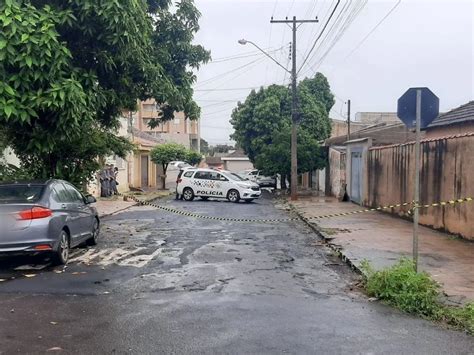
(0, 180, 100, 265)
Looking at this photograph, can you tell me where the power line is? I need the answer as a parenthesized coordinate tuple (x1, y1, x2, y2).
(200, 100, 243, 109)
(201, 106, 236, 116)
(265, 0, 280, 83)
(198, 98, 245, 102)
(344, 0, 402, 60)
(195, 57, 265, 88)
(195, 86, 263, 92)
(297, 0, 341, 74)
(196, 57, 267, 100)
(209, 46, 284, 64)
(301, 1, 333, 56)
(301, 0, 367, 77)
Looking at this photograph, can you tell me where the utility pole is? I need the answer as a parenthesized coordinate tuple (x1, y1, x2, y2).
(270, 16, 318, 201)
(347, 99, 351, 141)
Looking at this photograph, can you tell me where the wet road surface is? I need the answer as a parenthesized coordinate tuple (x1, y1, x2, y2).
(0, 194, 473, 354)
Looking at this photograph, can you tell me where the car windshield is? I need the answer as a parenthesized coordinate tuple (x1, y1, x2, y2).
(0, 184, 45, 204)
(226, 173, 246, 181)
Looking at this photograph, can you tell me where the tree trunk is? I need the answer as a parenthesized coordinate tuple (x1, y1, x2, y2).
(161, 164, 167, 190)
(280, 173, 287, 190)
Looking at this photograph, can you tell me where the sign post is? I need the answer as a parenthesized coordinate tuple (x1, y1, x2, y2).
(413, 89, 421, 272)
(397, 87, 439, 272)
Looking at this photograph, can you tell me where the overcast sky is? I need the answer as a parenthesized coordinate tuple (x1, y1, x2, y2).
(192, 0, 474, 145)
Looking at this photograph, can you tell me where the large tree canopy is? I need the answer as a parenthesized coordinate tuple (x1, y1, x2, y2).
(230, 73, 334, 183)
(0, 0, 209, 186)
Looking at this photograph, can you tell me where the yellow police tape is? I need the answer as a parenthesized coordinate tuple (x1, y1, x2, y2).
(118, 193, 472, 223)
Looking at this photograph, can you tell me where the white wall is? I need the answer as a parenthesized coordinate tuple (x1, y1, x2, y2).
(223, 160, 254, 172)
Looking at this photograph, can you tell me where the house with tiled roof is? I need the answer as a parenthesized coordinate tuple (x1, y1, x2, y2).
(221, 149, 254, 172)
(424, 101, 474, 138)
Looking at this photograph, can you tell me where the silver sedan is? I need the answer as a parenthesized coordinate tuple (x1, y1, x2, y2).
(0, 179, 100, 265)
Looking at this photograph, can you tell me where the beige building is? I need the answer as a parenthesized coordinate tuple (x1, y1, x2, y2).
(137, 99, 200, 151)
(424, 101, 474, 138)
(91, 99, 201, 194)
(330, 118, 369, 138)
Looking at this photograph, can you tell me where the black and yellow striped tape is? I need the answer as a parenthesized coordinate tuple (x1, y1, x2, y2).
(117, 193, 472, 224)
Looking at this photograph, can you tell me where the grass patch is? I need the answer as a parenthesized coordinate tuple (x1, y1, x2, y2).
(360, 258, 474, 334)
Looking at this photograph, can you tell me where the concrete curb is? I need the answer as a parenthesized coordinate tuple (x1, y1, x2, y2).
(99, 204, 138, 218)
(98, 192, 172, 218)
(288, 203, 365, 277)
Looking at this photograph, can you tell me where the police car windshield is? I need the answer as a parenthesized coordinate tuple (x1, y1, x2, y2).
(226, 173, 246, 181)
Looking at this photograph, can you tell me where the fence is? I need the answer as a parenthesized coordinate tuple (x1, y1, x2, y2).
(365, 133, 474, 240)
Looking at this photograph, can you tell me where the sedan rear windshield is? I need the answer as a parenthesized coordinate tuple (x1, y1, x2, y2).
(0, 185, 45, 204)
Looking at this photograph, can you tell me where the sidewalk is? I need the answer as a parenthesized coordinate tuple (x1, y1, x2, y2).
(290, 196, 474, 304)
(95, 190, 171, 217)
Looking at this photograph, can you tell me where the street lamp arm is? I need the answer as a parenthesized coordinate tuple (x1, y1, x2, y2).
(238, 39, 291, 74)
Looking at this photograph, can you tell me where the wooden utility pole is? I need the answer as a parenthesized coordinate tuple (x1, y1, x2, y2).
(270, 16, 318, 201)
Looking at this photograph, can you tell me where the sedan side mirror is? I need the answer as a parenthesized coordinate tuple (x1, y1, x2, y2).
(85, 195, 97, 204)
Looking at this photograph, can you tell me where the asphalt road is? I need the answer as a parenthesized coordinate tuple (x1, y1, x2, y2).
(0, 194, 473, 354)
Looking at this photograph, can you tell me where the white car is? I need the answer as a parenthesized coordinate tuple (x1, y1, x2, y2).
(176, 168, 261, 203)
(239, 169, 277, 188)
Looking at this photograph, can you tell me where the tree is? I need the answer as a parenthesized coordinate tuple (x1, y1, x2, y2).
(148, 0, 211, 125)
(230, 73, 334, 186)
(200, 138, 209, 155)
(298, 73, 335, 115)
(0, 0, 209, 187)
(209, 144, 235, 156)
(186, 150, 202, 166)
(254, 127, 327, 178)
(150, 143, 187, 189)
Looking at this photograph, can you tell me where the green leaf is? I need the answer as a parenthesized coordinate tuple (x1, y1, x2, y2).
(0, 40, 6, 49)
(4, 85, 15, 96)
(25, 56, 32, 67)
(4, 105, 12, 118)
(21, 33, 29, 42)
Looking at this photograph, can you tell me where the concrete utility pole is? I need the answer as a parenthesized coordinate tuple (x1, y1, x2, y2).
(270, 16, 318, 201)
(347, 99, 351, 141)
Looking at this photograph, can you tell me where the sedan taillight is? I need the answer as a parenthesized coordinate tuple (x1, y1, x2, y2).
(177, 178, 182, 184)
(18, 207, 52, 220)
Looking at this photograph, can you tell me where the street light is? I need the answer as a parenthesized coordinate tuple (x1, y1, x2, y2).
(238, 39, 291, 74)
(238, 38, 298, 200)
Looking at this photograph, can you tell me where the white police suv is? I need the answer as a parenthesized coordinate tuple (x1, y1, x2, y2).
(176, 168, 261, 203)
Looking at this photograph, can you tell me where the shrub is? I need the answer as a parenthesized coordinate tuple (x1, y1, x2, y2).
(361, 258, 474, 334)
(360, 258, 441, 317)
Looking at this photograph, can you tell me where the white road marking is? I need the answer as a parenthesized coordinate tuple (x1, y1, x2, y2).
(69, 244, 165, 268)
(119, 248, 163, 268)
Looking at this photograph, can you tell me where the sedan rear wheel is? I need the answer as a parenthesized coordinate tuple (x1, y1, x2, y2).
(52, 230, 70, 265)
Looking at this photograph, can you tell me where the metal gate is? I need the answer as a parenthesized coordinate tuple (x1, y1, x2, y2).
(350, 150, 362, 204)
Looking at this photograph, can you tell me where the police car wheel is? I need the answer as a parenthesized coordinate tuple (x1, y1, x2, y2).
(227, 189, 240, 203)
(183, 188, 194, 201)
